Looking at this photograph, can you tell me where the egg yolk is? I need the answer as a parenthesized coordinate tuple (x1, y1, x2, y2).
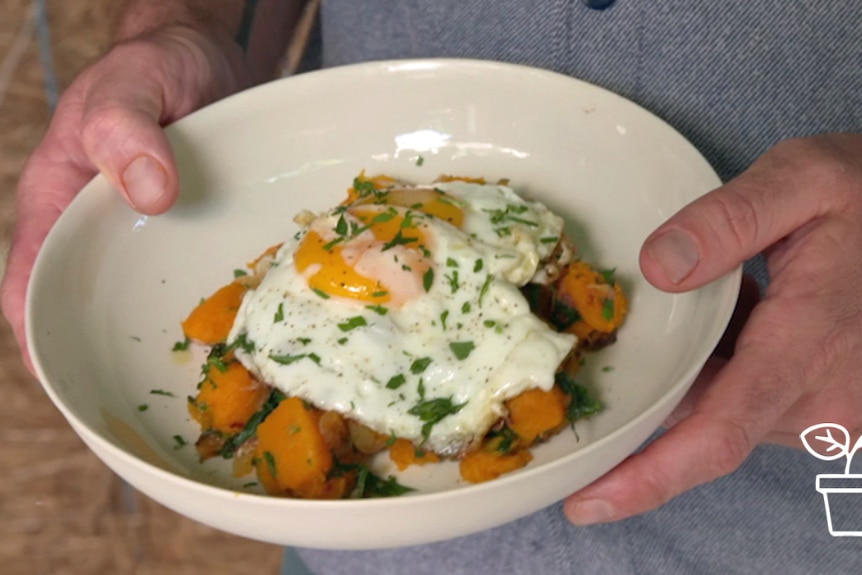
(359, 187, 464, 229)
(294, 230, 392, 302)
(295, 207, 442, 305)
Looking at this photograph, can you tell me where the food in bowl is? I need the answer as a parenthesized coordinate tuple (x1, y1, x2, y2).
(179, 173, 627, 499)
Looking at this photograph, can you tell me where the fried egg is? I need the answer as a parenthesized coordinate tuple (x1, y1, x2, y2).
(229, 178, 576, 456)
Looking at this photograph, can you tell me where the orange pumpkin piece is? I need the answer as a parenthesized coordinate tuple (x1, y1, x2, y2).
(459, 447, 533, 484)
(253, 397, 334, 497)
(181, 281, 248, 344)
(188, 361, 269, 434)
(389, 438, 441, 471)
(506, 386, 568, 445)
(557, 261, 627, 334)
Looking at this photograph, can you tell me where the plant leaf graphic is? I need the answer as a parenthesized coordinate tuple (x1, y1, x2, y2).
(800, 423, 849, 461)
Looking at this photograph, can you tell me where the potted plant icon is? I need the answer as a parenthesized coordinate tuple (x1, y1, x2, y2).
(800, 423, 862, 537)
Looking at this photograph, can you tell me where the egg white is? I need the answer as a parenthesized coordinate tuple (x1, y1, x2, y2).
(229, 180, 576, 456)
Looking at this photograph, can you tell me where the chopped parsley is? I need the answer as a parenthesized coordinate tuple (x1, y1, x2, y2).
(269, 352, 321, 366)
(273, 302, 284, 323)
(478, 274, 493, 305)
(172, 338, 191, 352)
(440, 309, 449, 330)
(352, 176, 380, 198)
(408, 396, 468, 441)
(386, 374, 407, 389)
(220, 389, 285, 458)
(230, 332, 257, 354)
(338, 316, 368, 332)
(335, 213, 348, 235)
(484, 203, 538, 227)
(233, 268, 248, 278)
(549, 299, 581, 331)
(423, 267, 434, 292)
(263, 451, 277, 477)
(410, 357, 433, 374)
(172, 435, 187, 449)
(416, 155, 425, 167)
(366, 304, 389, 316)
(555, 372, 602, 425)
(449, 341, 475, 360)
(149, 389, 176, 397)
(353, 465, 414, 498)
(473, 259, 484, 273)
(602, 298, 615, 321)
(137, 404, 149, 412)
(382, 230, 419, 251)
(445, 270, 460, 294)
(312, 288, 331, 299)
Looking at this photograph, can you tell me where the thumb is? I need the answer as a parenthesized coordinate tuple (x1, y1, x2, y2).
(78, 55, 179, 215)
(639, 137, 851, 292)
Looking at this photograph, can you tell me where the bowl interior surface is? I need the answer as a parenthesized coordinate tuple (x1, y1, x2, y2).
(27, 59, 740, 548)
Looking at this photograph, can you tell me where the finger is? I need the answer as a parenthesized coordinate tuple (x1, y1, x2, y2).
(663, 274, 759, 428)
(639, 138, 854, 291)
(78, 61, 178, 215)
(661, 356, 725, 429)
(563, 305, 805, 524)
(1, 142, 97, 373)
(712, 273, 761, 359)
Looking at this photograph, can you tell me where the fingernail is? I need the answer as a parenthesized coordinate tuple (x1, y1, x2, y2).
(121, 155, 167, 211)
(567, 498, 616, 526)
(647, 229, 699, 284)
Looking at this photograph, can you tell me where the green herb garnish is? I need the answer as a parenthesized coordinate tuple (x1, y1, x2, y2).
(220, 390, 285, 458)
(386, 374, 407, 389)
(555, 372, 602, 425)
(449, 341, 475, 360)
(366, 304, 389, 316)
(172, 338, 191, 352)
(410, 357, 433, 374)
(602, 298, 615, 321)
(338, 316, 368, 332)
(269, 353, 320, 366)
(408, 396, 467, 441)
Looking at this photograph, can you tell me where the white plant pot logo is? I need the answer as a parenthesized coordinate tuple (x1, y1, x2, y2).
(800, 423, 862, 537)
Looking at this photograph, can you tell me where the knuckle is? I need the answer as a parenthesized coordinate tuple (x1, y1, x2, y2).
(80, 104, 132, 154)
(704, 187, 762, 253)
(705, 419, 753, 477)
(775, 137, 862, 210)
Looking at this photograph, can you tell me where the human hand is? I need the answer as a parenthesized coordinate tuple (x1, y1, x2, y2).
(564, 133, 862, 525)
(0, 26, 249, 371)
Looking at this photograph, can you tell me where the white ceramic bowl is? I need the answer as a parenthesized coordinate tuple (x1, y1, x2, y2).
(27, 59, 740, 549)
